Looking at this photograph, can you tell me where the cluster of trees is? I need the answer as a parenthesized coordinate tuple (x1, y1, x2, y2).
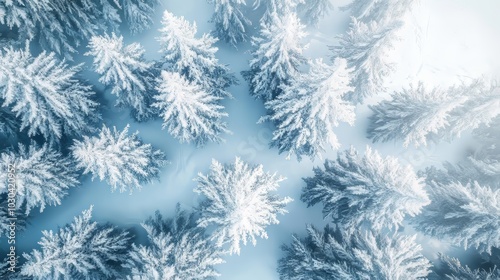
(1, 0, 499, 279)
(3, 156, 290, 279)
(368, 80, 500, 147)
(280, 142, 500, 279)
(0, 0, 160, 57)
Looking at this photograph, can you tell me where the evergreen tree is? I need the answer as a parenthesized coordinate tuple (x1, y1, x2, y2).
(0, 142, 79, 215)
(447, 81, 500, 138)
(21, 206, 131, 280)
(71, 124, 167, 193)
(341, 0, 415, 24)
(243, 11, 307, 101)
(121, 0, 160, 34)
(86, 33, 156, 121)
(422, 161, 491, 189)
(263, 58, 355, 160)
(152, 71, 230, 147)
(415, 181, 500, 254)
(209, 0, 251, 46)
(157, 10, 236, 98)
(368, 80, 500, 146)
(368, 82, 469, 147)
(195, 157, 293, 255)
(0, 0, 50, 39)
(0, 107, 18, 140)
(468, 117, 500, 182)
(0, 47, 98, 142)
(278, 225, 431, 279)
(302, 146, 430, 232)
(300, 0, 333, 26)
(438, 254, 500, 280)
(0, 0, 60, 53)
(0, 195, 27, 237)
(331, 17, 401, 104)
(0, 0, 158, 57)
(253, 0, 304, 21)
(125, 206, 224, 279)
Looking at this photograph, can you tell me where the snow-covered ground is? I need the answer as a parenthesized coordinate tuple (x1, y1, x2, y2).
(12, 0, 500, 279)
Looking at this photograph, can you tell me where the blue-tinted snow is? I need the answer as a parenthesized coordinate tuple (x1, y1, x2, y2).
(10, 0, 500, 279)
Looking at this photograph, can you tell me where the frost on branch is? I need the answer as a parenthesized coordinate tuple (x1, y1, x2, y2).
(447, 81, 500, 139)
(438, 254, 500, 280)
(278, 225, 431, 280)
(153, 71, 229, 147)
(302, 146, 430, 232)
(71, 124, 167, 193)
(0, 142, 79, 215)
(21, 206, 131, 280)
(415, 181, 500, 254)
(331, 17, 401, 104)
(125, 206, 224, 279)
(253, 0, 304, 22)
(300, 0, 333, 26)
(121, 0, 160, 34)
(341, 0, 415, 24)
(468, 117, 500, 184)
(242, 12, 307, 101)
(195, 157, 292, 255)
(368, 82, 469, 147)
(263, 58, 355, 160)
(0, 47, 98, 142)
(368, 80, 500, 147)
(0, 195, 27, 238)
(0, 0, 158, 57)
(209, 0, 251, 46)
(86, 33, 156, 121)
(0, 107, 18, 140)
(157, 10, 236, 98)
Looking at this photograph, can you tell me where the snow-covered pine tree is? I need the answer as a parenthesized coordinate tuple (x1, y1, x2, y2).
(0, 256, 19, 280)
(331, 17, 401, 104)
(422, 161, 489, 189)
(447, 81, 500, 139)
(0, 0, 58, 52)
(157, 10, 236, 98)
(0, 194, 27, 237)
(87, 33, 151, 96)
(468, 117, 500, 183)
(302, 146, 430, 232)
(0, 142, 79, 215)
(263, 58, 355, 160)
(153, 71, 230, 147)
(0, 107, 18, 140)
(243, 11, 307, 101)
(71, 124, 167, 193)
(415, 181, 500, 254)
(368, 80, 500, 147)
(300, 0, 333, 26)
(368, 82, 470, 147)
(278, 225, 431, 279)
(21, 206, 131, 280)
(209, 0, 251, 46)
(195, 157, 293, 255)
(253, 0, 304, 22)
(0, 47, 98, 142)
(125, 205, 224, 279)
(0, 0, 50, 40)
(1, 0, 157, 57)
(438, 254, 500, 280)
(49, 0, 122, 55)
(340, 0, 415, 24)
(121, 0, 160, 34)
(86, 33, 156, 121)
